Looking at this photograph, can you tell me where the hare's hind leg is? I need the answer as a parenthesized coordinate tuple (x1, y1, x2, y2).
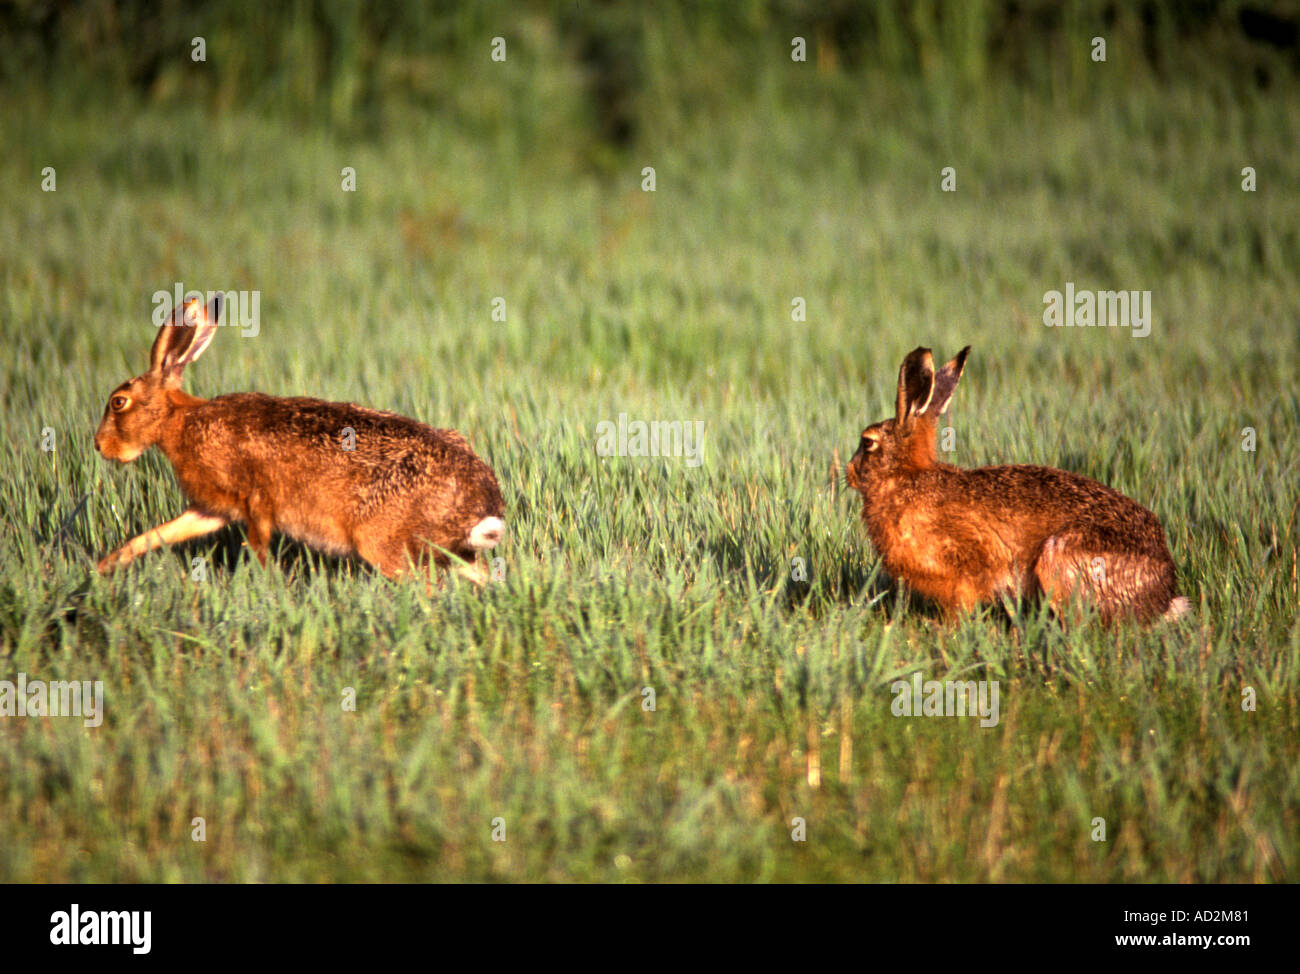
(1033, 528, 1176, 624)
(422, 545, 490, 587)
(351, 528, 484, 592)
(452, 552, 490, 586)
(98, 508, 229, 573)
(351, 530, 416, 581)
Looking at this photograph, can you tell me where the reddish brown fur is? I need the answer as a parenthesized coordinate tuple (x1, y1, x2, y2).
(846, 346, 1184, 625)
(95, 295, 504, 584)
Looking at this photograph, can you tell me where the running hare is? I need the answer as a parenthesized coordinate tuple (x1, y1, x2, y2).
(94, 295, 504, 585)
(846, 345, 1188, 624)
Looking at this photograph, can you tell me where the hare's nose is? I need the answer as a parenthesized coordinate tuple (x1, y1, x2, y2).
(93, 434, 102, 455)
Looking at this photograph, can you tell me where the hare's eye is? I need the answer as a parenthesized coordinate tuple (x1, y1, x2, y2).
(861, 433, 880, 453)
(110, 395, 130, 412)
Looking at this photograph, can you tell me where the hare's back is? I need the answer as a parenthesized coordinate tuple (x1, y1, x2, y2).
(954, 463, 1165, 545)
(193, 393, 499, 497)
(202, 393, 471, 456)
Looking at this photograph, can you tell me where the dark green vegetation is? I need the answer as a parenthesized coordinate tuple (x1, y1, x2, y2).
(0, 2, 1296, 881)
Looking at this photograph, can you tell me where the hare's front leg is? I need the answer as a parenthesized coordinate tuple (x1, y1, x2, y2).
(98, 508, 229, 573)
(242, 490, 277, 567)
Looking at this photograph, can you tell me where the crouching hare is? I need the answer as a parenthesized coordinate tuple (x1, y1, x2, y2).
(846, 345, 1189, 625)
(95, 295, 505, 585)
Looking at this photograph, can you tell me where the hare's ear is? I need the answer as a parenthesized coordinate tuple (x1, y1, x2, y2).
(895, 347, 935, 422)
(923, 346, 970, 416)
(150, 294, 222, 380)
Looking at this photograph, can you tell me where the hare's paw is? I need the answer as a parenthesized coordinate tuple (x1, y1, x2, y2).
(96, 549, 128, 574)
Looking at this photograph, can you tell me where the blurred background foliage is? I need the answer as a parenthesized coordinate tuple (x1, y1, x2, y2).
(3, 0, 1298, 151)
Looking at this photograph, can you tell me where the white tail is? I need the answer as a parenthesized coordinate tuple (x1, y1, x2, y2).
(1163, 596, 1191, 622)
(467, 516, 505, 550)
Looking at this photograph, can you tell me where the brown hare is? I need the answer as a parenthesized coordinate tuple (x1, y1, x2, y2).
(94, 295, 505, 585)
(846, 345, 1189, 625)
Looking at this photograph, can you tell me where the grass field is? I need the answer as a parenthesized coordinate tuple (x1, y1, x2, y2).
(1, 33, 1298, 881)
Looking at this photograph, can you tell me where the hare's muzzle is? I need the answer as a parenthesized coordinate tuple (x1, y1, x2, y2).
(93, 426, 112, 457)
(845, 448, 863, 490)
(92, 427, 140, 462)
